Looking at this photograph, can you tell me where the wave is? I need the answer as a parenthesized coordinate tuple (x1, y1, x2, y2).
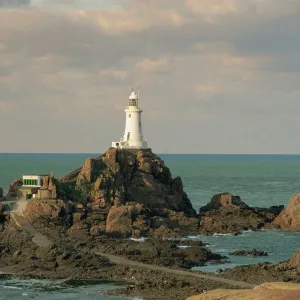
(3, 286, 23, 290)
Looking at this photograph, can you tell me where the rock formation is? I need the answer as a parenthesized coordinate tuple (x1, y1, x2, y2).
(22, 148, 198, 239)
(187, 282, 300, 300)
(273, 194, 300, 231)
(199, 193, 283, 235)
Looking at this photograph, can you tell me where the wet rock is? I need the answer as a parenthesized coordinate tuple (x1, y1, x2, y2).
(230, 249, 268, 257)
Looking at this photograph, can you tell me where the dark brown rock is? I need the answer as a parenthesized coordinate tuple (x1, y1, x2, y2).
(230, 249, 268, 257)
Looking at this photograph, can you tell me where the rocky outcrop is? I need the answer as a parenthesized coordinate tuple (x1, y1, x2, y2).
(57, 148, 197, 238)
(0, 187, 3, 200)
(274, 194, 300, 231)
(187, 282, 300, 300)
(199, 193, 283, 235)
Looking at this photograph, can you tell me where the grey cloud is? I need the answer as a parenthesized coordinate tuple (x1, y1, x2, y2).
(1, 4, 300, 153)
(0, 0, 30, 7)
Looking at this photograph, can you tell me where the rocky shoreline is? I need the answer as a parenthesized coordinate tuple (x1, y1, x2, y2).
(1, 147, 300, 299)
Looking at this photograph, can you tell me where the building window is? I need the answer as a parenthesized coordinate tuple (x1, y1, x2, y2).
(129, 114, 131, 118)
(129, 99, 136, 106)
(24, 179, 38, 186)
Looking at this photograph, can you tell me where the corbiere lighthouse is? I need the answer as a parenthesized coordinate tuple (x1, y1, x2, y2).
(112, 88, 149, 150)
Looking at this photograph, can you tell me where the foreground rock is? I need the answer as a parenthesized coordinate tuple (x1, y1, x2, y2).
(274, 194, 300, 231)
(199, 193, 283, 235)
(187, 282, 300, 300)
(0, 216, 234, 300)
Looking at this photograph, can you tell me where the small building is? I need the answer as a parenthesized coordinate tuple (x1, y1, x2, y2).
(20, 174, 48, 199)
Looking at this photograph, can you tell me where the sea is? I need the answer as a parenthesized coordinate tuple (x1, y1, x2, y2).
(1, 153, 300, 298)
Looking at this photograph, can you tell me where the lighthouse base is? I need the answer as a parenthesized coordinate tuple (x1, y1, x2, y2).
(112, 140, 148, 150)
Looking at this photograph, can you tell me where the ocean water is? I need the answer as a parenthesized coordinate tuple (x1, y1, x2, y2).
(1, 153, 300, 296)
(0, 278, 133, 300)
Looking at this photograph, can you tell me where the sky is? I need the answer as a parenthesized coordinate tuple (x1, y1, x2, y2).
(0, 0, 300, 154)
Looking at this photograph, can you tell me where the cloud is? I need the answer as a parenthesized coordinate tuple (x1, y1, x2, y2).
(136, 58, 170, 73)
(0, 0, 30, 8)
(0, 0, 300, 153)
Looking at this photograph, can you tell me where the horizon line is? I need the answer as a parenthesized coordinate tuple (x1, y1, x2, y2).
(0, 152, 300, 156)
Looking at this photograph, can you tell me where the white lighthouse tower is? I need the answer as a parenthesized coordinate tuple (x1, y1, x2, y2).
(112, 88, 148, 149)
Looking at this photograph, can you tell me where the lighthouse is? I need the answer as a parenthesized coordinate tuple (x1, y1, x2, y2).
(112, 88, 148, 149)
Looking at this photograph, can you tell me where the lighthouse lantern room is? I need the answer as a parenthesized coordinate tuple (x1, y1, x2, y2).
(112, 89, 148, 149)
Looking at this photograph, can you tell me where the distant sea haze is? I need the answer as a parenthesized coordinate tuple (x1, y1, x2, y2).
(1, 153, 300, 209)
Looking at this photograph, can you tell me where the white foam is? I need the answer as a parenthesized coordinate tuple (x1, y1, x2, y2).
(213, 233, 232, 236)
(130, 237, 146, 242)
(177, 245, 191, 249)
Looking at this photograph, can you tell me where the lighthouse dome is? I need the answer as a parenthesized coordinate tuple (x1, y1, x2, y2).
(129, 90, 138, 100)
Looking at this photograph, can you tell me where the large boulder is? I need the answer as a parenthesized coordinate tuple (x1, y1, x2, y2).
(187, 282, 300, 300)
(274, 194, 300, 231)
(105, 203, 143, 237)
(200, 193, 248, 212)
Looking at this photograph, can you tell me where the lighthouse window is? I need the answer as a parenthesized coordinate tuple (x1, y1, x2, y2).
(129, 114, 131, 118)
